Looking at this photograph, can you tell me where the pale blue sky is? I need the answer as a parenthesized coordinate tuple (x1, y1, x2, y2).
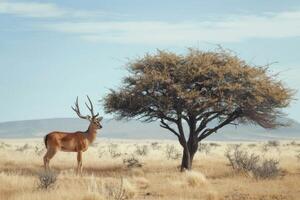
(0, 0, 299, 122)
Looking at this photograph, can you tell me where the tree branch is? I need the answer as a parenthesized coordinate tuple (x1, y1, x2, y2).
(160, 119, 180, 139)
(195, 112, 221, 135)
(198, 114, 239, 141)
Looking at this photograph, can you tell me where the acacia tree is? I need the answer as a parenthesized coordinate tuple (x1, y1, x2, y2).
(104, 48, 293, 171)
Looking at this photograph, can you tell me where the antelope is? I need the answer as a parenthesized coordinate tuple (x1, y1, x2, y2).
(43, 96, 103, 174)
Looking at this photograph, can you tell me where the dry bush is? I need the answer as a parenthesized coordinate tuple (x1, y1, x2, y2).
(165, 145, 181, 160)
(134, 145, 149, 156)
(0, 142, 10, 149)
(34, 145, 44, 156)
(225, 145, 259, 172)
(98, 147, 106, 158)
(248, 143, 257, 148)
(123, 155, 143, 168)
(251, 159, 280, 179)
(108, 143, 122, 158)
(267, 140, 280, 147)
(105, 178, 136, 200)
(37, 170, 58, 190)
(16, 143, 31, 152)
(150, 142, 160, 150)
(209, 142, 221, 147)
(198, 143, 212, 154)
(225, 145, 280, 179)
(261, 144, 269, 153)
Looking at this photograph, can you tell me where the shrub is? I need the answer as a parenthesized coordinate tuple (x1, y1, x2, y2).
(37, 171, 58, 190)
(251, 159, 280, 179)
(225, 145, 259, 172)
(134, 145, 148, 156)
(209, 142, 221, 147)
(165, 145, 181, 160)
(261, 144, 269, 153)
(108, 144, 121, 158)
(248, 143, 256, 148)
(267, 140, 280, 147)
(16, 144, 31, 152)
(0, 142, 10, 149)
(225, 145, 280, 179)
(98, 147, 106, 158)
(105, 178, 136, 200)
(34, 145, 44, 156)
(151, 142, 160, 150)
(123, 155, 143, 168)
(198, 143, 211, 155)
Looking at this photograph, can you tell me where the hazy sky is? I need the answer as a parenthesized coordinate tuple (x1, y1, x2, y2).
(0, 0, 299, 122)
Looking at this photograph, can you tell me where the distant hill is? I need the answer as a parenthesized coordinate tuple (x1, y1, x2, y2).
(0, 118, 299, 141)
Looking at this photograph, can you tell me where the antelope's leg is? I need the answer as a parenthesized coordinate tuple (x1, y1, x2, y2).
(43, 148, 57, 170)
(77, 151, 83, 175)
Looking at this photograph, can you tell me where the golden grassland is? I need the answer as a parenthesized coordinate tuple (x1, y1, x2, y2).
(0, 138, 299, 200)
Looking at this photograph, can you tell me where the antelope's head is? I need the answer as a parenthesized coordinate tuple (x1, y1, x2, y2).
(72, 96, 103, 130)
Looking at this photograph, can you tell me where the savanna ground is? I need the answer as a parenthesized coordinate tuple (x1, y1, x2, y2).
(0, 138, 300, 200)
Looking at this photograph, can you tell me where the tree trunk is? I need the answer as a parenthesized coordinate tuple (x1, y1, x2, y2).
(180, 135, 198, 171)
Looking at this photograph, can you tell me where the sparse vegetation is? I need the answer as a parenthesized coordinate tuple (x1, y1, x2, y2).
(37, 170, 58, 190)
(98, 147, 106, 158)
(134, 145, 148, 156)
(248, 143, 257, 148)
(34, 145, 44, 156)
(165, 144, 181, 160)
(225, 145, 280, 179)
(198, 143, 212, 154)
(267, 140, 280, 148)
(123, 155, 143, 168)
(16, 143, 31, 152)
(0, 139, 299, 200)
(105, 178, 136, 200)
(108, 143, 122, 158)
(0, 142, 10, 149)
(151, 142, 160, 150)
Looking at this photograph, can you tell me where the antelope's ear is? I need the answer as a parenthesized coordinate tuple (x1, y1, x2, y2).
(98, 116, 103, 121)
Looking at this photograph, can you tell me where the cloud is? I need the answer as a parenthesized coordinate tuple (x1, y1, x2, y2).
(1, 1, 300, 44)
(44, 10, 300, 44)
(0, 1, 65, 18)
(0, 1, 120, 18)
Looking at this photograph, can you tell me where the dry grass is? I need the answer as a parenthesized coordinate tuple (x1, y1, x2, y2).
(0, 138, 299, 200)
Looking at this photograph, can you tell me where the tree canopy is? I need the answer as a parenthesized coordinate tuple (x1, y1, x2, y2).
(104, 48, 293, 170)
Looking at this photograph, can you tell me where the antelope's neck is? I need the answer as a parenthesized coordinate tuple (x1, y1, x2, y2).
(85, 124, 97, 144)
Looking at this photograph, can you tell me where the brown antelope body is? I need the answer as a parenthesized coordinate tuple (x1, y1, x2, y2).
(43, 96, 103, 174)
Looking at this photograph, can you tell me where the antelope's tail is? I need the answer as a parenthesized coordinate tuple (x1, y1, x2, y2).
(44, 134, 49, 149)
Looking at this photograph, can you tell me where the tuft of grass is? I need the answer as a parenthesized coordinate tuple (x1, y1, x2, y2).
(185, 171, 207, 187)
(105, 178, 136, 200)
